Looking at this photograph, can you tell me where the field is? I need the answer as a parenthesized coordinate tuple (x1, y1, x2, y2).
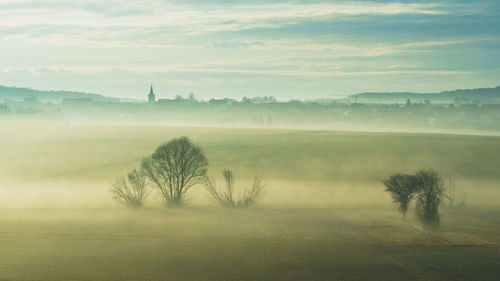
(1, 123, 500, 280)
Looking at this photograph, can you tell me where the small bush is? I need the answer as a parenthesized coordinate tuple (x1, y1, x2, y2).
(112, 169, 148, 208)
(443, 178, 467, 209)
(204, 170, 265, 208)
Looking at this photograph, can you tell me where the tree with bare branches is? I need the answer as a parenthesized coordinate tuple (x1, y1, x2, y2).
(204, 169, 265, 208)
(142, 137, 208, 206)
(443, 178, 467, 208)
(112, 169, 148, 208)
(383, 173, 417, 219)
(414, 169, 445, 227)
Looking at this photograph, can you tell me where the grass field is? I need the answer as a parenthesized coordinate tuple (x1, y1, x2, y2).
(0, 122, 499, 280)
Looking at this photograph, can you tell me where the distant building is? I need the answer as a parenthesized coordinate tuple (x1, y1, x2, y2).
(479, 104, 500, 111)
(148, 85, 156, 103)
(157, 99, 175, 104)
(209, 98, 236, 105)
(23, 96, 40, 104)
(62, 98, 92, 104)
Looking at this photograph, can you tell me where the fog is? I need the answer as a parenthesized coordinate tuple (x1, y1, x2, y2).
(4, 92, 500, 136)
(1, 121, 500, 280)
(1, 122, 499, 209)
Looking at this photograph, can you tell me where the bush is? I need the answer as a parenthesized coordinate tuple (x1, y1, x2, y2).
(112, 169, 148, 208)
(142, 137, 208, 206)
(443, 178, 467, 209)
(204, 169, 265, 208)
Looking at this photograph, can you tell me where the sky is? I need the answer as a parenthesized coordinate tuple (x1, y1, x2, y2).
(0, 0, 499, 100)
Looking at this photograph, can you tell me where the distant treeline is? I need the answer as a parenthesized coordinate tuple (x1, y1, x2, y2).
(353, 86, 500, 104)
(2, 85, 500, 105)
(2, 85, 500, 133)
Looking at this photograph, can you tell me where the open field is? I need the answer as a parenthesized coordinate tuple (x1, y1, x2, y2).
(1, 207, 500, 281)
(0, 123, 500, 280)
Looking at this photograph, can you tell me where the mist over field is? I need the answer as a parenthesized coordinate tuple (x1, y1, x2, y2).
(1, 123, 499, 208)
(2, 0, 500, 280)
(0, 121, 500, 280)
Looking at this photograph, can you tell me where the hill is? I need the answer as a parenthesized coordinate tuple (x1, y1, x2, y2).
(0, 85, 119, 103)
(352, 86, 500, 104)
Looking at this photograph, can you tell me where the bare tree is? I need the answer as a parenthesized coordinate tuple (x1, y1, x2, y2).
(383, 173, 417, 219)
(443, 178, 467, 208)
(414, 169, 445, 227)
(112, 169, 148, 208)
(204, 169, 265, 208)
(141, 137, 208, 206)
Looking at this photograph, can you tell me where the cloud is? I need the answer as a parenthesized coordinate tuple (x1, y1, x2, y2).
(0, 1, 498, 98)
(0, 65, 470, 78)
(0, 1, 476, 50)
(0, 1, 449, 30)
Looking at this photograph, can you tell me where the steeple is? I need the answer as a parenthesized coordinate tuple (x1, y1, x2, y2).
(148, 84, 155, 103)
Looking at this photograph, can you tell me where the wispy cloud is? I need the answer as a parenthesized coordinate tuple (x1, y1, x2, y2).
(0, 1, 449, 30)
(0, 65, 470, 78)
(0, 0, 498, 98)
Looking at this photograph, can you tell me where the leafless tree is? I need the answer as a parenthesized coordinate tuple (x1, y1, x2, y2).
(141, 137, 208, 206)
(112, 169, 148, 208)
(383, 173, 417, 219)
(204, 169, 265, 208)
(443, 178, 467, 208)
(414, 169, 445, 227)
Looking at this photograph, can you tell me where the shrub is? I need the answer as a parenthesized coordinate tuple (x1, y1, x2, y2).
(112, 169, 148, 208)
(443, 178, 467, 209)
(204, 169, 265, 208)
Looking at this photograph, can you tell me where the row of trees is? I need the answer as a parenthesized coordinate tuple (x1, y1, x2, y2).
(112, 137, 264, 208)
(383, 169, 445, 227)
(112, 137, 459, 230)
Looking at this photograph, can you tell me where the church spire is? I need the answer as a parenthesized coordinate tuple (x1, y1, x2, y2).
(148, 83, 155, 103)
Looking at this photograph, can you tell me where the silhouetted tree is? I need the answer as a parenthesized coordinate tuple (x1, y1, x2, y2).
(383, 173, 417, 219)
(188, 92, 197, 103)
(204, 169, 265, 208)
(443, 178, 467, 209)
(112, 169, 148, 208)
(414, 169, 444, 227)
(142, 137, 208, 206)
